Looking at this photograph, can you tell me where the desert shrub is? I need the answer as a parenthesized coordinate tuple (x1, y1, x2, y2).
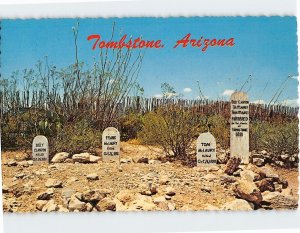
(138, 105, 200, 158)
(51, 119, 101, 155)
(119, 112, 143, 141)
(250, 119, 299, 155)
(1, 107, 101, 155)
(1, 114, 25, 150)
(138, 107, 232, 159)
(207, 115, 230, 148)
(250, 121, 268, 152)
(1, 108, 64, 151)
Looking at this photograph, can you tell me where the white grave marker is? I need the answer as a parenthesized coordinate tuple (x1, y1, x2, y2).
(32, 135, 49, 163)
(196, 132, 217, 166)
(102, 127, 120, 162)
(230, 91, 250, 164)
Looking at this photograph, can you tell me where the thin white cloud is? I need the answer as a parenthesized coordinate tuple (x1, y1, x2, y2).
(252, 99, 265, 104)
(183, 87, 192, 93)
(154, 94, 163, 98)
(291, 75, 298, 80)
(280, 99, 298, 107)
(222, 89, 235, 97)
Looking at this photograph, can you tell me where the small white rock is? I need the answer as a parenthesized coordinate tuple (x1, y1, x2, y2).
(51, 152, 69, 163)
(86, 173, 99, 180)
(45, 178, 63, 188)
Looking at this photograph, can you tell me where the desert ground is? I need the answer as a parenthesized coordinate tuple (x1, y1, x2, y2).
(1, 142, 299, 212)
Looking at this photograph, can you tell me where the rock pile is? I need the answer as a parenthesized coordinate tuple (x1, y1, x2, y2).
(50, 152, 101, 164)
(221, 159, 298, 210)
(32, 186, 178, 212)
(251, 150, 298, 168)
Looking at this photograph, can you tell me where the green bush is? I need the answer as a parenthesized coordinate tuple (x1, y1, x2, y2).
(119, 112, 143, 141)
(1, 108, 61, 150)
(250, 119, 298, 155)
(51, 119, 101, 155)
(138, 109, 232, 159)
(1, 109, 101, 156)
(138, 105, 201, 158)
(207, 115, 230, 149)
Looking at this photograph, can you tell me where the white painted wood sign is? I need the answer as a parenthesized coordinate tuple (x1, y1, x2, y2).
(230, 91, 250, 164)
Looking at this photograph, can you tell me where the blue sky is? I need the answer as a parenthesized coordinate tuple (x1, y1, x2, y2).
(2, 17, 298, 106)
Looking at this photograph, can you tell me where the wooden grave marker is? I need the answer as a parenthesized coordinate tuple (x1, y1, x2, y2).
(230, 91, 250, 164)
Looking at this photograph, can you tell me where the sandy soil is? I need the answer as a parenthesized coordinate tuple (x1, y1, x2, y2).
(1, 142, 299, 212)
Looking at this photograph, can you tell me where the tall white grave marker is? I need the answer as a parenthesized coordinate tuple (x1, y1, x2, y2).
(196, 132, 217, 166)
(32, 135, 49, 163)
(102, 127, 120, 162)
(230, 91, 250, 164)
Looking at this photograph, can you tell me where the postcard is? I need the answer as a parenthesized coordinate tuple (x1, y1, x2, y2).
(0, 16, 298, 213)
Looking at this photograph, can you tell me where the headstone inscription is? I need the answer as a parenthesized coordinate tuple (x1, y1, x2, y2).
(102, 127, 120, 162)
(230, 91, 250, 164)
(32, 135, 49, 163)
(196, 132, 217, 166)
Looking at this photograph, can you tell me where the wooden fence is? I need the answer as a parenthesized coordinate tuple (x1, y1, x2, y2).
(0, 91, 298, 121)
